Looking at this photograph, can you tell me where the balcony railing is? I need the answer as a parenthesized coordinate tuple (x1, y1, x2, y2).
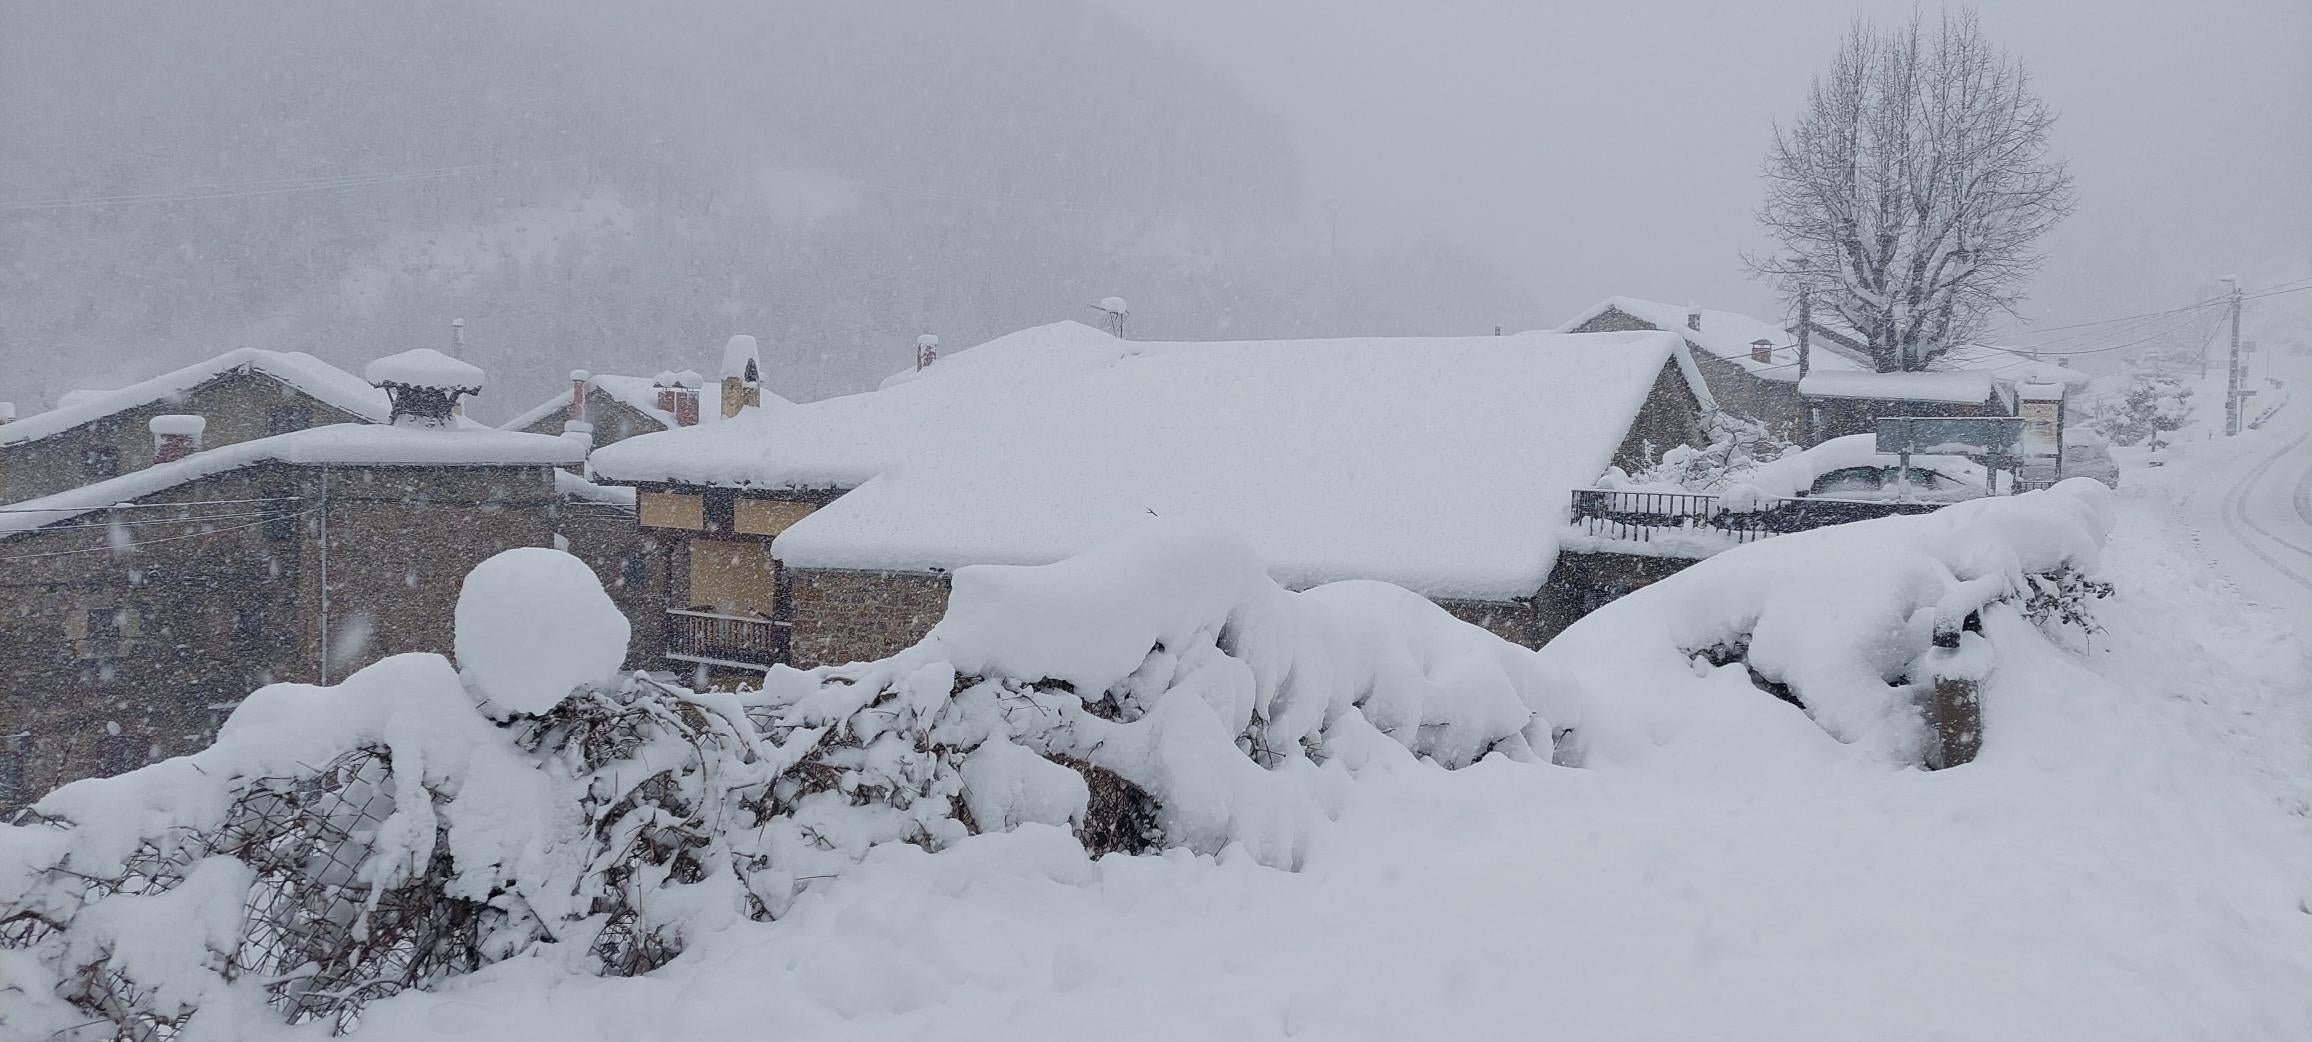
(664, 608, 790, 670)
(1569, 489, 1948, 546)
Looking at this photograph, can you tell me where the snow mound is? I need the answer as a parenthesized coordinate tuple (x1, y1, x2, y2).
(454, 547, 630, 714)
(1545, 479, 2114, 773)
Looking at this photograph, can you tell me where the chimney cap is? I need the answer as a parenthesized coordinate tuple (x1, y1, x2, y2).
(149, 414, 207, 436)
(722, 335, 761, 380)
(364, 348, 484, 392)
(569, 368, 591, 382)
(670, 369, 703, 389)
(917, 334, 939, 348)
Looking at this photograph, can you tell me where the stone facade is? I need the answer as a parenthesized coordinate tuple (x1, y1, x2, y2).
(1569, 306, 1812, 439)
(1433, 551, 1701, 650)
(0, 371, 374, 504)
(0, 460, 567, 808)
(515, 388, 666, 449)
(557, 503, 669, 663)
(1612, 359, 1714, 470)
(783, 567, 952, 668)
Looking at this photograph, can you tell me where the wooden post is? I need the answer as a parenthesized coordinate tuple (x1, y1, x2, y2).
(1921, 615, 1983, 769)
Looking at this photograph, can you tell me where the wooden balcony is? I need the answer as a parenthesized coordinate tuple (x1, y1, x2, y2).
(664, 608, 789, 670)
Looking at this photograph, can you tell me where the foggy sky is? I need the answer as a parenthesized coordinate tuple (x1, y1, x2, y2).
(1103, 0, 2312, 340)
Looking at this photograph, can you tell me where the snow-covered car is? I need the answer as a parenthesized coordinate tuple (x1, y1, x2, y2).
(1803, 462, 1983, 502)
(2060, 432, 2120, 488)
(1743, 434, 1988, 504)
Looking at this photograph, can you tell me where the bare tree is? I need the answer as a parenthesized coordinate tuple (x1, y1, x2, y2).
(1753, 9, 2074, 372)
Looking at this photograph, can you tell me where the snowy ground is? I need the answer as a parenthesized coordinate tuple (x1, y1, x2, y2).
(314, 470, 2312, 1039)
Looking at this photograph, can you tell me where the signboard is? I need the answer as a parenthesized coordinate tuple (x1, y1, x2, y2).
(2016, 400, 2062, 460)
(1874, 416, 2025, 458)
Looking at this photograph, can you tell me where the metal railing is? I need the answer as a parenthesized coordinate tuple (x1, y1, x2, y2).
(1569, 489, 1947, 546)
(664, 608, 790, 669)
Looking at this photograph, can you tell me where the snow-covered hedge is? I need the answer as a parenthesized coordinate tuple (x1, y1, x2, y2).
(1542, 479, 2116, 773)
(0, 525, 1560, 1038)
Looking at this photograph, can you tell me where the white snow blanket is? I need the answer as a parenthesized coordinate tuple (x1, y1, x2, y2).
(593, 320, 1714, 600)
(1, 348, 390, 447)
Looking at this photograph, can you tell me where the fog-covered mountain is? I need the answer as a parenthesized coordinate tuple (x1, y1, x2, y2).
(0, 1, 1536, 416)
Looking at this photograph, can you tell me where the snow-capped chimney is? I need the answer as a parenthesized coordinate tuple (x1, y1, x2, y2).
(1686, 305, 1703, 332)
(568, 369, 591, 424)
(720, 335, 762, 419)
(917, 333, 939, 371)
(149, 415, 205, 464)
(652, 371, 679, 415)
(670, 370, 703, 427)
(1750, 339, 1774, 364)
(364, 348, 486, 428)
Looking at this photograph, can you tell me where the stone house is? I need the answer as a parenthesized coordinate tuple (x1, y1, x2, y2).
(1558, 296, 1875, 439)
(589, 322, 1718, 677)
(0, 348, 391, 505)
(0, 354, 668, 809)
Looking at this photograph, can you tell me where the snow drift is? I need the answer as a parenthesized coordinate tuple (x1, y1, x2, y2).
(0, 524, 1559, 1038)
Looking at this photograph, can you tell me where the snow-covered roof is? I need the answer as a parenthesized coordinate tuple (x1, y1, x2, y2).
(1798, 369, 1997, 404)
(1930, 343, 2093, 388)
(499, 374, 748, 433)
(592, 321, 1709, 600)
(1558, 296, 1868, 382)
(364, 348, 485, 390)
(0, 424, 584, 537)
(1, 348, 390, 447)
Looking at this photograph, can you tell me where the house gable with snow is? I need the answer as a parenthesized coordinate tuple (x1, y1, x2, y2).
(588, 321, 1717, 673)
(0, 349, 392, 505)
(1559, 296, 1873, 438)
(0, 424, 662, 806)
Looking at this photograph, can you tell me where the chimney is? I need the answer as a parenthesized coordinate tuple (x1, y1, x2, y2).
(560, 419, 594, 453)
(670, 370, 703, 427)
(568, 369, 591, 424)
(1686, 304, 1703, 332)
(653, 371, 679, 414)
(363, 348, 486, 428)
(917, 333, 939, 371)
(149, 414, 206, 464)
(1750, 339, 1774, 364)
(720, 335, 762, 419)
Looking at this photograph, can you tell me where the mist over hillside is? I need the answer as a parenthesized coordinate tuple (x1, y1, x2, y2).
(0, 1, 1534, 417)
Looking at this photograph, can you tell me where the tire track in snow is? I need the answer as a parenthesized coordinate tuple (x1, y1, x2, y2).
(2217, 432, 2312, 592)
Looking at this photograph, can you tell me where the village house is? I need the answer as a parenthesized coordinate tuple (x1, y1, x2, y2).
(501, 369, 729, 448)
(0, 350, 666, 808)
(587, 321, 1717, 678)
(0, 348, 394, 505)
(1563, 296, 2093, 446)
(1558, 296, 1870, 437)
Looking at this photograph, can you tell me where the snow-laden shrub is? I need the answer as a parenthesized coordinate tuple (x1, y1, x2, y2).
(1599, 411, 1793, 494)
(1542, 479, 2115, 773)
(0, 525, 1559, 1038)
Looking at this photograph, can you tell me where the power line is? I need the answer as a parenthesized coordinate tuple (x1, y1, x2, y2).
(0, 496, 303, 514)
(0, 507, 314, 563)
(12, 510, 282, 534)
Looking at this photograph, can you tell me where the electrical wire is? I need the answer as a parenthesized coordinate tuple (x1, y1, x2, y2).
(0, 496, 302, 514)
(11, 510, 283, 534)
(0, 507, 315, 563)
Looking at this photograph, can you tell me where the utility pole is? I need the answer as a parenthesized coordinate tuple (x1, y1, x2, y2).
(2225, 280, 2243, 436)
(1796, 288, 1813, 379)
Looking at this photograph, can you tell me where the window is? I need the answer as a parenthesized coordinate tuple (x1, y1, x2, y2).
(619, 553, 649, 590)
(235, 605, 268, 647)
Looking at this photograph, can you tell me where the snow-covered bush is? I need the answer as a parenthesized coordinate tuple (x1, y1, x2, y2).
(1542, 479, 2115, 772)
(0, 525, 1561, 1038)
(1601, 411, 1793, 493)
(2093, 348, 2195, 446)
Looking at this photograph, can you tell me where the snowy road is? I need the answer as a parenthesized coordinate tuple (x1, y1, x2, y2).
(2149, 364, 2312, 622)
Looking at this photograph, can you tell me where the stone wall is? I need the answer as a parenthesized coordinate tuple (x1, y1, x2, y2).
(0, 372, 374, 504)
(1614, 360, 1713, 470)
(0, 460, 564, 809)
(783, 567, 953, 668)
(557, 504, 667, 666)
(1570, 306, 1809, 441)
(1437, 550, 1701, 651)
(515, 389, 664, 448)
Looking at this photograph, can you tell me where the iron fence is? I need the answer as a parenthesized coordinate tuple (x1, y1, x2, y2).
(664, 609, 789, 669)
(1569, 489, 1948, 545)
